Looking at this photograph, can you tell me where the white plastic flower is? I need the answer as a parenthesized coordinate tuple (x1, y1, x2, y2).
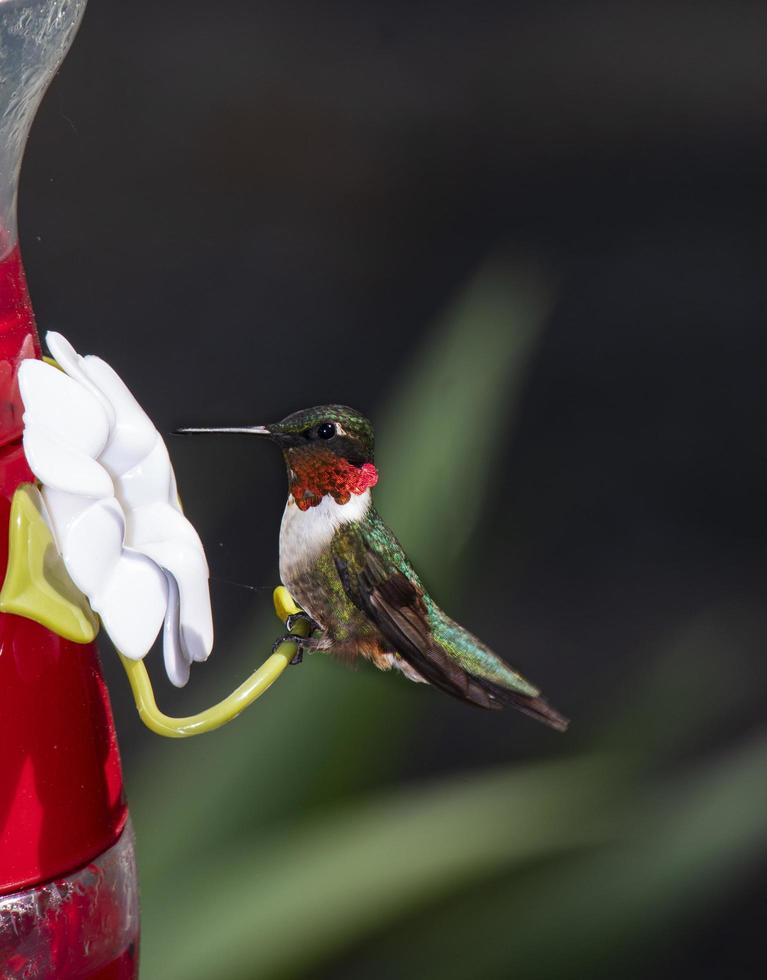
(17, 332, 214, 687)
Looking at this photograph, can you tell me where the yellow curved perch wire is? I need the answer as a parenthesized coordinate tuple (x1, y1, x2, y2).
(119, 586, 309, 738)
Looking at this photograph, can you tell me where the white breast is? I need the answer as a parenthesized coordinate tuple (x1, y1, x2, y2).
(279, 490, 371, 584)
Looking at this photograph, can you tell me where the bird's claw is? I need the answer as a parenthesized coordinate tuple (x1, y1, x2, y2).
(272, 611, 320, 665)
(286, 610, 318, 633)
(272, 632, 311, 665)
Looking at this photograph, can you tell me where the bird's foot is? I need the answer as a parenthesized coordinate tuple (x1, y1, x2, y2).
(271, 632, 322, 665)
(286, 610, 320, 633)
(272, 633, 301, 661)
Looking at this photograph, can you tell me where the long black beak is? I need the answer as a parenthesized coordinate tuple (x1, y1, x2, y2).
(174, 425, 272, 436)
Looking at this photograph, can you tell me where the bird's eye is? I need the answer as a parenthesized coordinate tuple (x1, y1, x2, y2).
(317, 422, 336, 440)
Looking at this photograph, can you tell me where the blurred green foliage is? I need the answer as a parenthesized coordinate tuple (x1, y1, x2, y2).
(130, 263, 767, 979)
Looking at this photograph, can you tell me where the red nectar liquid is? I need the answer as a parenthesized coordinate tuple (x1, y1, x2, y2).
(0, 243, 40, 447)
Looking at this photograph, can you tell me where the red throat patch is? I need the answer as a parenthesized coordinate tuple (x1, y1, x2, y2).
(288, 448, 378, 510)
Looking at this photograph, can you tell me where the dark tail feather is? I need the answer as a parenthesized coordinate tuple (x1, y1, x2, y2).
(507, 692, 569, 732)
(477, 680, 570, 732)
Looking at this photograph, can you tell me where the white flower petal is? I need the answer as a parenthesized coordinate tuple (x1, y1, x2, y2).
(53, 497, 168, 658)
(181, 600, 213, 664)
(115, 438, 176, 513)
(42, 487, 95, 554)
(128, 500, 207, 556)
(129, 503, 213, 665)
(19, 359, 110, 458)
(96, 553, 168, 659)
(57, 497, 126, 596)
(45, 332, 116, 430)
(78, 355, 158, 478)
(23, 428, 113, 498)
(162, 574, 190, 687)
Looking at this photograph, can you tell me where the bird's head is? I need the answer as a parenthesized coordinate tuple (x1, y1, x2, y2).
(179, 405, 378, 510)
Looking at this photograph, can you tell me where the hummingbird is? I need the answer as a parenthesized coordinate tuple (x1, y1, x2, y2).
(179, 405, 568, 731)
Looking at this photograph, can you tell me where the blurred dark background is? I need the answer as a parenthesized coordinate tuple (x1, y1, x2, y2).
(18, 1, 767, 977)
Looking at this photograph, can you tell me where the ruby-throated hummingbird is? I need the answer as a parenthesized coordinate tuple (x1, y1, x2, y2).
(179, 405, 568, 731)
